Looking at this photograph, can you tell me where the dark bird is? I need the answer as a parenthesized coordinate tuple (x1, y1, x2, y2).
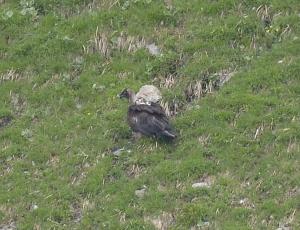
(119, 88, 176, 140)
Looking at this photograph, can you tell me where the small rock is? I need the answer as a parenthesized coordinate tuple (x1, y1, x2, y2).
(74, 56, 83, 64)
(146, 43, 161, 56)
(192, 182, 210, 188)
(276, 227, 290, 230)
(244, 55, 251, 61)
(5, 10, 14, 19)
(239, 198, 247, 204)
(202, 221, 210, 227)
(92, 84, 105, 92)
(191, 221, 210, 229)
(31, 204, 38, 210)
(76, 103, 82, 109)
(111, 147, 125, 156)
(63, 36, 73, 41)
(192, 175, 214, 189)
(21, 128, 33, 139)
(135, 186, 147, 198)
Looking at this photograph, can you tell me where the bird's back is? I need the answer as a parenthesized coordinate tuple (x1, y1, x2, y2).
(127, 103, 176, 139)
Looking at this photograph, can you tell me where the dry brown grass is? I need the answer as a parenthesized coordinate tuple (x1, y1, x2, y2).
(0, 69, 23, 84)
(125, 164, 145, 178)
(159, 74, 176, 89)
(160, 99, 181, 117)
(84, 29, 147, 57)
(256, 5, 272, 26)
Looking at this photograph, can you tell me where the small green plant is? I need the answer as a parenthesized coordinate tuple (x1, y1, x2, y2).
(20, 0, 38, 17)
(1, 9, 14, 20)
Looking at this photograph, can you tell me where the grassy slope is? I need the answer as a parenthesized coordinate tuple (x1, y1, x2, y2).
(0, 0, 299, 229)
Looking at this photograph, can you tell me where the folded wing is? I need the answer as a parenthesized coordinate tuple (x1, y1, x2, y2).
(128, 103, 176, 139)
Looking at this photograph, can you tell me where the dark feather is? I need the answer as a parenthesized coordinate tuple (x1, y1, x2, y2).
(127, 103, 176, 139)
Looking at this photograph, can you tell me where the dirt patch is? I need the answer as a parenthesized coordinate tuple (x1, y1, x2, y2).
(0, 163, 13, 177)
(11, 93, 27, 115)
(0, 221, 16, 230)
(284, 187, 300, 199)
(0, 205, 17, 230)
(145, 212, 175, 230)
(0, 116, 12, 129)
(70, 203, 83, 223)
(70, 199, 95, 224)
(277, 209, 296, 230)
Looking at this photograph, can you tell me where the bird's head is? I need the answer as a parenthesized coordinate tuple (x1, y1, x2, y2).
(118, 88, 130, 99)
(118, 88, 136, 104)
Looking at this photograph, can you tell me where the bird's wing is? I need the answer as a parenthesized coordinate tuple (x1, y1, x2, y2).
(131, 103, 167, 118)
(128, 104, 171, 136)
(138, 112, 170, 136)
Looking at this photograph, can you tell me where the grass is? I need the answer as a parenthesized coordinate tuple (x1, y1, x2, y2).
(0, 0, 299, 229)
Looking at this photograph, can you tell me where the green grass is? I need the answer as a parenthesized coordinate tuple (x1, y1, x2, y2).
(1, 0, 299, 229)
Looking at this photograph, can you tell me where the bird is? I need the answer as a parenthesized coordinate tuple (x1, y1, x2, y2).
(119, 87, 176, 140)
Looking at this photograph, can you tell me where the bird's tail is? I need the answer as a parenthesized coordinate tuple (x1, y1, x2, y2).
(161, 130, 177, 140)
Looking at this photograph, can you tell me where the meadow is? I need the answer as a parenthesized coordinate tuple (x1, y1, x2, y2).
(0, 0, 299, 229)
